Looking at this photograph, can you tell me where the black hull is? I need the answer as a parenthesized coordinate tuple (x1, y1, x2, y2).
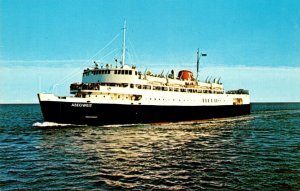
(39, 101, 251, 125)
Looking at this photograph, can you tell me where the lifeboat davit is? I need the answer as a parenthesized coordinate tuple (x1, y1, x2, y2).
(178, 70, 193, 80)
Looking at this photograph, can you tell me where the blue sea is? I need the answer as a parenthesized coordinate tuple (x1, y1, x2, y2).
(0, 103, 299, 190)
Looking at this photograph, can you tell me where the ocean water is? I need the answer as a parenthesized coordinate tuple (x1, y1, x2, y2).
(0, 103, 299, 190)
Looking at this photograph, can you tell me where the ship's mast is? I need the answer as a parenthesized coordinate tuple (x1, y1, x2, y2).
(196, 48, 200, 81)
(121, 20, 126, 67)
(196, 49, 207, 81)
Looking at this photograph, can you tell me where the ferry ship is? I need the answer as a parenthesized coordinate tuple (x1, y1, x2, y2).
(38, 23, 250, 125)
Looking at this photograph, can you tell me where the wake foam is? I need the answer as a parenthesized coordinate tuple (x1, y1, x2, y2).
(32, 121, 86, 127)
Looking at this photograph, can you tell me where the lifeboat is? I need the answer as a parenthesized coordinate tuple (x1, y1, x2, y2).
(178, 70, 193, 80)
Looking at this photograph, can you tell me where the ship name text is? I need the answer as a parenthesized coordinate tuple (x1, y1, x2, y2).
(71, 103, 92, 107)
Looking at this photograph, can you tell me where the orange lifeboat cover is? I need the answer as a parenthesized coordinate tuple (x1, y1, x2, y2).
(178, 70, 193, 80)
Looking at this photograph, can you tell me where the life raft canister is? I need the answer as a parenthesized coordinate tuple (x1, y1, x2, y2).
(178, 70, 193, 80)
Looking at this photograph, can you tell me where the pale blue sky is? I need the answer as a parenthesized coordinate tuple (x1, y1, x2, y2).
(0, 0, 300, 103)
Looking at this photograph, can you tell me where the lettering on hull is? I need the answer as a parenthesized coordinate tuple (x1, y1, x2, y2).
(71, 103, 92, 107)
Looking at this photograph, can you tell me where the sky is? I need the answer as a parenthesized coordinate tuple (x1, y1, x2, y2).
(0, 0, 300, 103)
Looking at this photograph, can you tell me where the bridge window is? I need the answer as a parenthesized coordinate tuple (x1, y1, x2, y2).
(153, 86, 161, 91)
(162, 87, 168, 91)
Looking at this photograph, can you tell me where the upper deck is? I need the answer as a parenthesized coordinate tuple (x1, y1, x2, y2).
(80, 63, 224, 90)
(82, 64, 140, 84)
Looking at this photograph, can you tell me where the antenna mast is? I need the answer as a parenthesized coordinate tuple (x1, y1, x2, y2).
(196, 49, 207, 81)
(196, 48, 200, 81)
(121, 20, 126, 67)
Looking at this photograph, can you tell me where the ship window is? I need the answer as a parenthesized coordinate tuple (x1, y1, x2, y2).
(135, 71, 138, 75)
(153, 86, 161, 91)
(114, 70, 117, 74)
(125, 70, 129, 75)
(130, 84, 134, 88)
(169, 87, 173, 91)
(121, 70, 125, 75)
(129, 70, 132, 75)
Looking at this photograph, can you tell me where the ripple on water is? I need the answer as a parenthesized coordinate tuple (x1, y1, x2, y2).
(0, 104, 300, 190)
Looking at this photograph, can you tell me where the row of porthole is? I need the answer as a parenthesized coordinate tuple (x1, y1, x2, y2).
(148, 98, 226, 103)
(91, 94, 226, 103)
